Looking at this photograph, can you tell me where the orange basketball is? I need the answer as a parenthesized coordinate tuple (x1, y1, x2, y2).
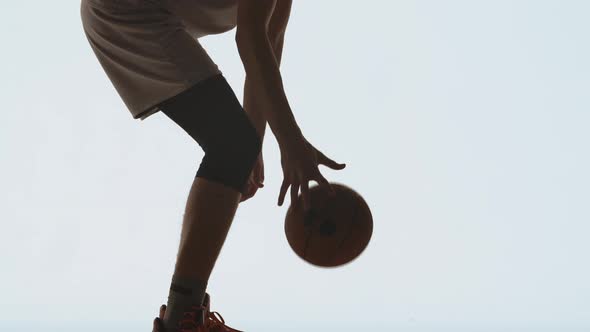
(284, 182, 373, 268)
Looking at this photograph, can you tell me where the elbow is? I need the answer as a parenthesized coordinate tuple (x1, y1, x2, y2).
(235, 0, 275, 47)
(235, 26, 272, 57)
(235, 25, 268, 48)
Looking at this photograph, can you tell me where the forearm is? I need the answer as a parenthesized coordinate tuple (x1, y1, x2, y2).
(243, 76, 267, 140)
(237, 31, 301, 150)
(243, 35, 286, 142)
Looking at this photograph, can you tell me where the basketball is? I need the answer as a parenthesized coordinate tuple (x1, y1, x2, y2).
(284, 182, 373, 268)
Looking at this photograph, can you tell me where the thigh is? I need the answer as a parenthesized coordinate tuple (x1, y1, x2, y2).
(158, 74, 260, 152)
(81, 0, 223, 120)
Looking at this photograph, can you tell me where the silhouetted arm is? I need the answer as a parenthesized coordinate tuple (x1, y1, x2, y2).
(243, 0, 292, 141)
(236, 0, 303, 151)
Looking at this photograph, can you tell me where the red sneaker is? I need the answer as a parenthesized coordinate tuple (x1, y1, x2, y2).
(154, 293, 243, 332)
(153, 304, 207, 332)
(201, 293, 243, 332)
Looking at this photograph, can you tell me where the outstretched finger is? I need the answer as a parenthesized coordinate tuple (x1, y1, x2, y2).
(278, 178, 289, 206)
(159, 304, 166, 319)
(317, 150, 346, 170)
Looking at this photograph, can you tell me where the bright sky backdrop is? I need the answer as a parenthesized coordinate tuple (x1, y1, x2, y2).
(1, 1, 589, 331)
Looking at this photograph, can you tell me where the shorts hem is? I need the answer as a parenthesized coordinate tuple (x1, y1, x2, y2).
(133, 73, 224, 121)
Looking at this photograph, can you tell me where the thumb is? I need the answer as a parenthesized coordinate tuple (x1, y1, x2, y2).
(254, 167, 264, 187)
(318, 151, 346, 170)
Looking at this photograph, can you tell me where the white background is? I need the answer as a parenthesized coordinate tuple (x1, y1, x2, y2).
(1, 1, 589, 331)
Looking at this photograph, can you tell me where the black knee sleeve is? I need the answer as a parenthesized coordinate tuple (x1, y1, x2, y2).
(195, 121, 262, 193)
(159, 74, 263, 193)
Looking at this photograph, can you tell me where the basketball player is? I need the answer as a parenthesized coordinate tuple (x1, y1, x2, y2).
(80, 0, 346, 331)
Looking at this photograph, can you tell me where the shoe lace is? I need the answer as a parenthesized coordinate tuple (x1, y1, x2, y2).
(178, 306, 204, 332)
(207, 311, 234, 331)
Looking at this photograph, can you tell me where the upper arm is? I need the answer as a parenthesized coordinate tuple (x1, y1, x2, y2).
(236, 0, 277, 41)
(268, 0, 292, 44)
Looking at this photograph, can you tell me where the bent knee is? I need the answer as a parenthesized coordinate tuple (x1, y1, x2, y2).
(196, 121, 262, 192)
(221, 121, 261, 167)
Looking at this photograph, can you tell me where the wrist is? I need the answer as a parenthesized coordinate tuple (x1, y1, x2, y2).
(276, 124, 304, 152)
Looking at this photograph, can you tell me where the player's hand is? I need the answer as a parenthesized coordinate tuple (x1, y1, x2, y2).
(240, 151, 264, 202)
(278, 135, 346, 211)
(152, 304, 166, 331)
